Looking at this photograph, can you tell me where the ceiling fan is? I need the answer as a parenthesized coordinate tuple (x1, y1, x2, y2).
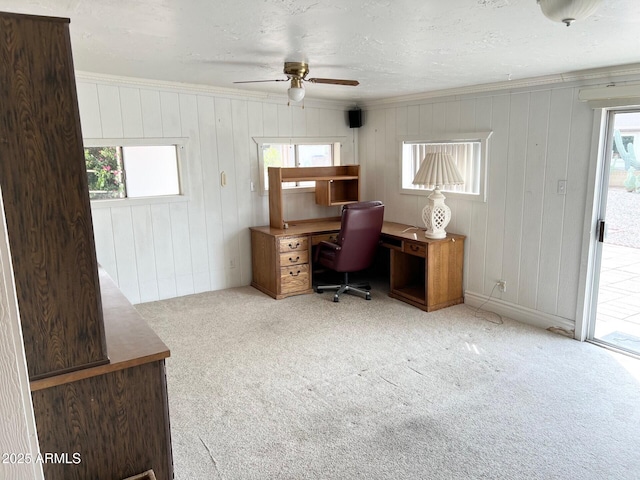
(234, 61, 359, 102)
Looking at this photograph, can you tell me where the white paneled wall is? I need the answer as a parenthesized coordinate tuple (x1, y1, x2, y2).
(360, 84, 595, 330)
(78, 76, 355, 304)
(0, 199, 43, 480)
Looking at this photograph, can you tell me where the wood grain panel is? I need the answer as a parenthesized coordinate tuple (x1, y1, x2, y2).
(426, 237, 464, 309)
(279, 264, 310, 294)
(251, 229, 277, 297)
(32, 361, 173, 480)
(0, 12, 107, 379)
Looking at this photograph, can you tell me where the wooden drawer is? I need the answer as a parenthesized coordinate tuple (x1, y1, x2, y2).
(278, 235, 308, 253)
(279, 250, 309, 267)
(311, 232, 339, 245)
(280, 264, 310, 294)
(403, 241, 426, 257)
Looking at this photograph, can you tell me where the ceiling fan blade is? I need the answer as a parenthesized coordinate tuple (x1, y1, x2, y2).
(307, 78, 359, 86)
(233, 79, 288, 84)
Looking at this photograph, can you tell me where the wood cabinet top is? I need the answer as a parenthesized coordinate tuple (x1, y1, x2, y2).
(30, 270, 170, 391)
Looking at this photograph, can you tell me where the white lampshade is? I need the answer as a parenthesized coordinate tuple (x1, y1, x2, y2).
(537, 0, 603, 26)
(412, 152, 464, 240)
(412, 152, 464, 188)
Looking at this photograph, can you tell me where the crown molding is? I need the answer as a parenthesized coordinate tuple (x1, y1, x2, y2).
(74, 71, 354, 109)
(360, 63, 640, 108)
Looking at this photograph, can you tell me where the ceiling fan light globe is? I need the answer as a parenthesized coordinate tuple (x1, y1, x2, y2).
(537, 0, 602, 25)
(288, 86, 305, 102)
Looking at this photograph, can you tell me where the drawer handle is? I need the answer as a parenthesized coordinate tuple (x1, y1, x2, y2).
(409, 244, 420, 252)
(288, 242, 300, 249)
(289, 256, 300, 263)
(289, 270, 301, 277)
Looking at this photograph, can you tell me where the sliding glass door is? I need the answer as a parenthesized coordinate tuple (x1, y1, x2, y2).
(589, 110, 640, 356)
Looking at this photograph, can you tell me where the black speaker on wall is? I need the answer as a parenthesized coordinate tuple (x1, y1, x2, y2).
(348, 109, 363, 128)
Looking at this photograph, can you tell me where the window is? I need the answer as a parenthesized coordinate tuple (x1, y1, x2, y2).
(400, 131, 492, 202)
(85, 141, 182, 200)
(255, 137, 343, 193)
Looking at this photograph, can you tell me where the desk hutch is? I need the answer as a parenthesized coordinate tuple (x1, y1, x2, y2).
(268, 165, 360, 228)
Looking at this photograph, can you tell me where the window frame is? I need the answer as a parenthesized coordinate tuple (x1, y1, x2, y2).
(254, 137, 345, 195)
(84, 138, 188, 207)
(399, 131, 492, 202)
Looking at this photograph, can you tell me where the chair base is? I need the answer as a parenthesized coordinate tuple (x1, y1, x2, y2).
(315, 272, 372, 302)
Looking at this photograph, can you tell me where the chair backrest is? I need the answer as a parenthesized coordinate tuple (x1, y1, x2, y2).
(332, 201, 385, 272)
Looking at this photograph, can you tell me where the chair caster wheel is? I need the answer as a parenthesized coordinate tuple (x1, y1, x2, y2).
(333, 295, 340, 302)
(365, 294, 371, 300)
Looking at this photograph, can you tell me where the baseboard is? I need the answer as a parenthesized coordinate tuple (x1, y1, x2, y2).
(464, 291, 576, 336)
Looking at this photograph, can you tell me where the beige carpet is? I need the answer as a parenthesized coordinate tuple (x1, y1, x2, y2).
(136, 284, 640, 480)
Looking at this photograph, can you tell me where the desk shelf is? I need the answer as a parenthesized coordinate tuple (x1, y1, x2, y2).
(268, 165, 360, 228)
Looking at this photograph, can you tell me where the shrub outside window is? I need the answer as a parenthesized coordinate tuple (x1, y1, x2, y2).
(85, 141, 182, 200)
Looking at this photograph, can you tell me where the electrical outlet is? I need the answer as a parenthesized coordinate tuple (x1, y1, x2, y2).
(497, 280, 507, 293)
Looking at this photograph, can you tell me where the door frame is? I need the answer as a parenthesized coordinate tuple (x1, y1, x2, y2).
(575, 108, 608, 342)
(576, 106, 640, 345)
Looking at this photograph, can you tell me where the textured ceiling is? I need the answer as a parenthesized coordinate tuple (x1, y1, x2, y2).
(2, 0, 640, 102)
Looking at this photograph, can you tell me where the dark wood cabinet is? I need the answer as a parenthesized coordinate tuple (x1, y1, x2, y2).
(0, 11, 107, 380)
(0, 11, 173, 480)
(31, 270, 173, 480)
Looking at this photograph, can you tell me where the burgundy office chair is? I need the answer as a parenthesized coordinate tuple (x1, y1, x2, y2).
(314, 201, 385, 302)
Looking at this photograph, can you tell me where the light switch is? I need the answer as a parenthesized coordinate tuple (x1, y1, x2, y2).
(557, 180, 567, 195)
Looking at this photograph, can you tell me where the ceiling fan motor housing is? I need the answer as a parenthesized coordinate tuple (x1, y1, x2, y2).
(284, 62, 309, 79)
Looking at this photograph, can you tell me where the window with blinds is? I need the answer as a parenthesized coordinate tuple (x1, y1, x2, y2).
(400, 132, 492, 201)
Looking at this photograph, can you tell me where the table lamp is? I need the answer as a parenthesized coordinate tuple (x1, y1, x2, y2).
(412, 152, 464, 239)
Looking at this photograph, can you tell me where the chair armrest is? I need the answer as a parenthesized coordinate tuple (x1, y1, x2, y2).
(314, 240, 341, 262)
(318, 240, 341, 250)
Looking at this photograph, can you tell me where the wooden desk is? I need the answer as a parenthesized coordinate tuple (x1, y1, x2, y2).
(250, 219, 465, 312)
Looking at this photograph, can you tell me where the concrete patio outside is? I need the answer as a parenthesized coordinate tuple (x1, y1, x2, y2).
(594, 185, 640, 355)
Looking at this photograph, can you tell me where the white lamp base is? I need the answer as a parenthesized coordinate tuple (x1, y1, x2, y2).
(421, 187, 451, 239)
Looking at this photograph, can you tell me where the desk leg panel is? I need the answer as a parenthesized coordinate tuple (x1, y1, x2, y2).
(426, 238, 464, 309)
(251, 230, 278, 298)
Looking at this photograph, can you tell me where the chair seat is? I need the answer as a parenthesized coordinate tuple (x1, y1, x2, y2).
(314, 201, 384, 302)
